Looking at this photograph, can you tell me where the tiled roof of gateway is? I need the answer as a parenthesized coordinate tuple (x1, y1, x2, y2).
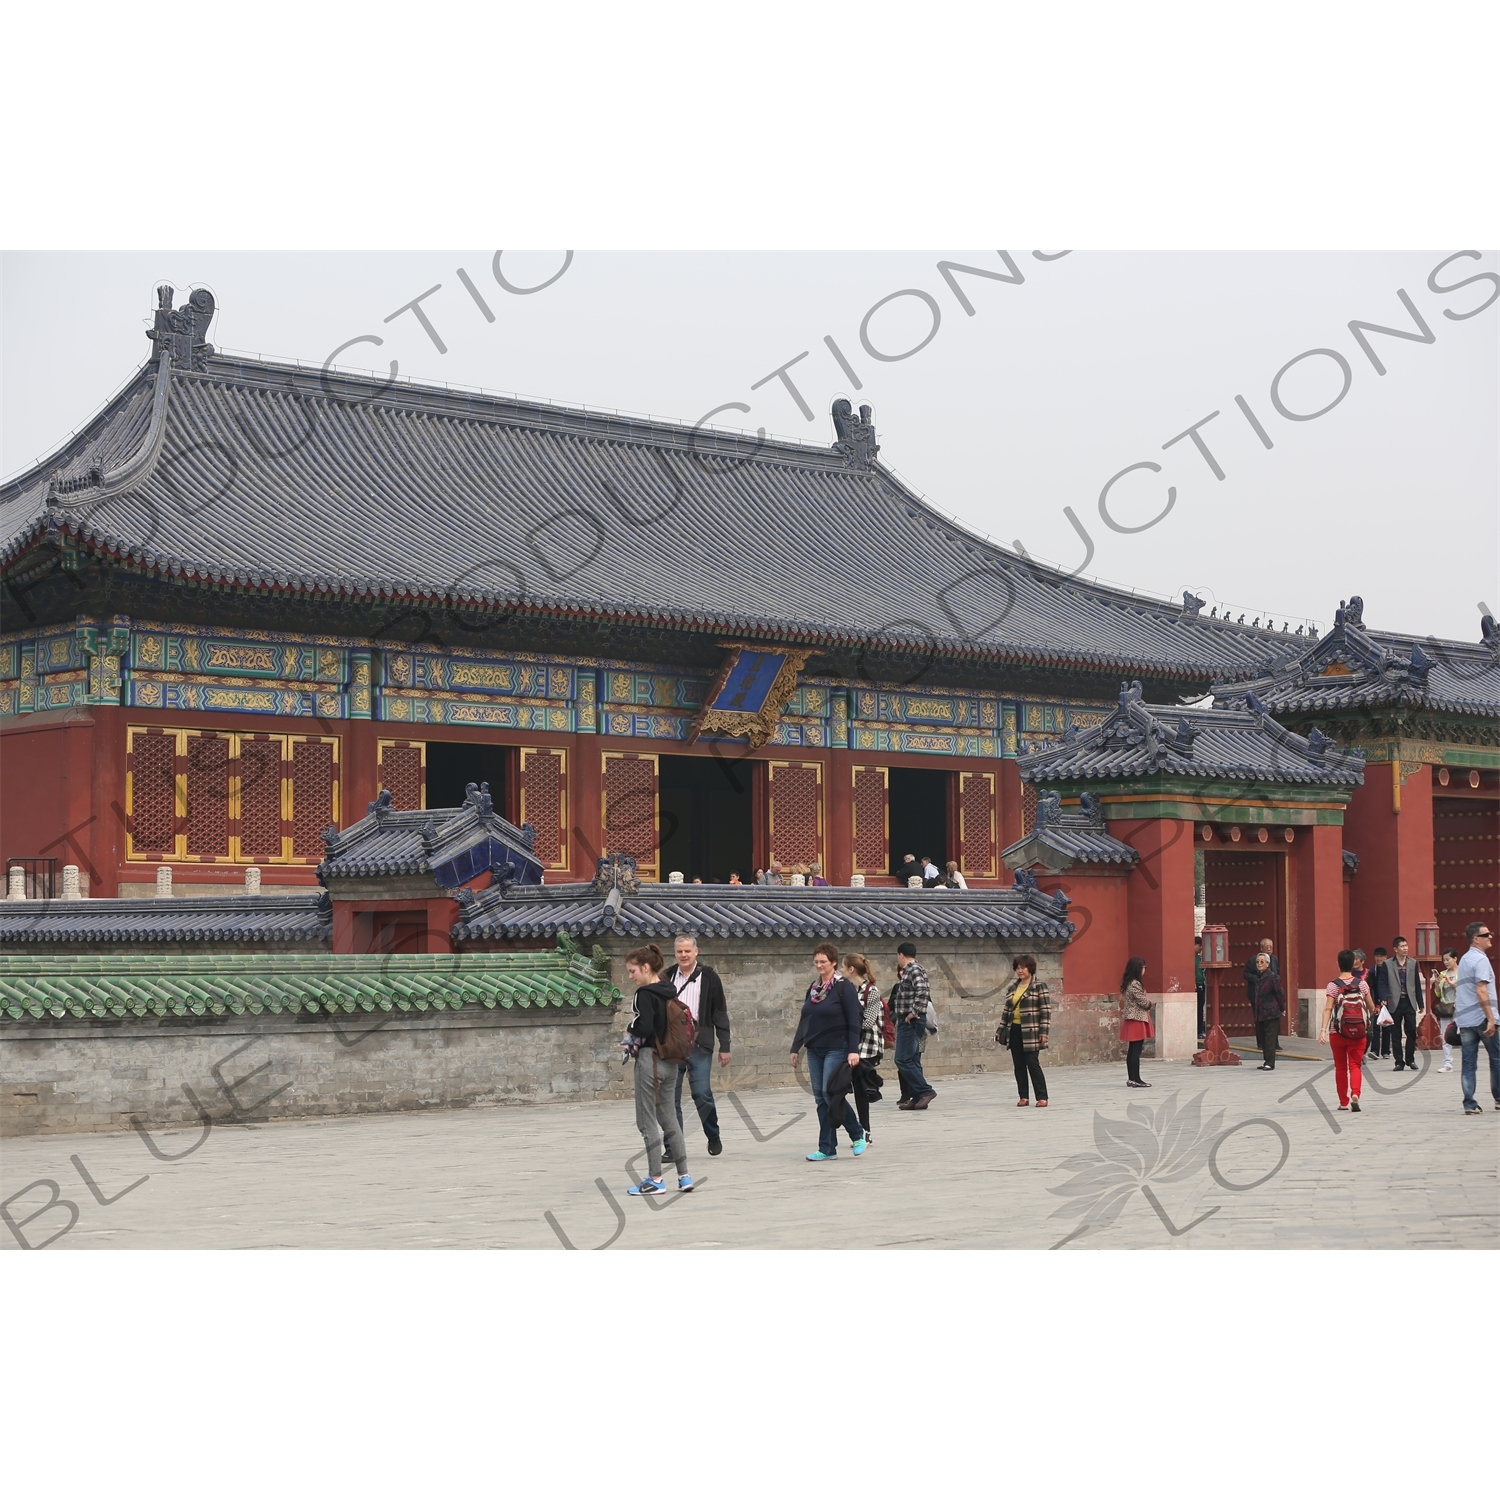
(0, 891, 329, 946)
(318, 783, 543, 886)
(453, 871, 1076, 944)
(1211, 598, 1500, 721)
(0, 289, 1304, 680)
(1001, 791, 1139, 872)
(1018, 681, 1367, 787)
(0, 939, 618, 1023)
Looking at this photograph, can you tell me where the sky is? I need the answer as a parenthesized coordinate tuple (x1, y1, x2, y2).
(2, 249, 1495, 643)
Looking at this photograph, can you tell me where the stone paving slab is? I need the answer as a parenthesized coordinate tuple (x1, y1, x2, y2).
(1, 1051, 1495, 1250)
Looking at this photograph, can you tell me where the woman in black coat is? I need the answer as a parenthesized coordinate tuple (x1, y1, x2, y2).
(1250, 950, 1287, 1070)
(789, 941, 867, 1162)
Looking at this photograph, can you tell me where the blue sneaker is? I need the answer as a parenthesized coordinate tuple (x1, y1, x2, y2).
(678, 1175, 695, 1192)
(805, 1151, 835, 1161)
(628, 1177, 667, 1196)
(852, 1137, 867, 1156)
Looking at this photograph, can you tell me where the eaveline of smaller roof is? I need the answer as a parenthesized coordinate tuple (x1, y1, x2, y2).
(1016, 680, 1367, 788)
(1210, 595, 1500, 725)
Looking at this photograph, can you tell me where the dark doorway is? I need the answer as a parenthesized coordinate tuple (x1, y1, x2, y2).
(659, 754, 753, 884)
(426, 741, 511, 812)
(888, 766, 948, 879)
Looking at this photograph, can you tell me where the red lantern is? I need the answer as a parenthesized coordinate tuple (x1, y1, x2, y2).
(1415, 921, 1440, 961)
(1194, 925, 1240, 1067)
(1200, 924, 1231, 968)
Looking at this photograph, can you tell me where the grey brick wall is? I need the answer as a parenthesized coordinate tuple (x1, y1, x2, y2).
(2, 936, 1126, 1137)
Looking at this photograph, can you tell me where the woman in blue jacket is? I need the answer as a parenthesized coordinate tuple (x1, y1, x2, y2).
(789, 941, 867, 1161)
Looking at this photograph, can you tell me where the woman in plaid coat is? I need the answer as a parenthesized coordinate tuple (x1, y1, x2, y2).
(996, 954, 1051, 1106)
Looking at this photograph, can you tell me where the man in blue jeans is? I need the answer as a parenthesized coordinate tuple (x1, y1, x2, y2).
(1454, 921, 1498, 1116)
(667, 935, 732, 1155)
(892, 941, 937, 1110)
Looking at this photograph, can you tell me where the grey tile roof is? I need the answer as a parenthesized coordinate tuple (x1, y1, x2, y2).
(452, 877, 1075, 944)
(1211, 601, 1500, 720)
(0, 891, 329, 945)
(0, 344, 1309, 680)
(318, 785, 542, 886)
(1018, 681, 1367, 787)
(1001, 790, 1139, 871)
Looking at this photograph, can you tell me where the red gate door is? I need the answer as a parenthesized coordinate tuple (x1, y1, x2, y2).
(1203, 849, 1287, 1035)
(1434, 796, 1500, 953)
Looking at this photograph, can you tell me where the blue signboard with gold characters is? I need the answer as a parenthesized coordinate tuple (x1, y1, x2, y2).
(689, 643, 813, 748)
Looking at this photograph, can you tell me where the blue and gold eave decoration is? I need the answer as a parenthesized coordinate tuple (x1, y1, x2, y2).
(688, 643, 814, 749)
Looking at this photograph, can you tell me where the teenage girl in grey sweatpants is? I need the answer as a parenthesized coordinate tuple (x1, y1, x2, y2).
(624, 944, 690, 1194)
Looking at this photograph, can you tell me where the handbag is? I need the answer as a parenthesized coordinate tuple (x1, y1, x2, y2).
(1444, 1021, 1460, 1047)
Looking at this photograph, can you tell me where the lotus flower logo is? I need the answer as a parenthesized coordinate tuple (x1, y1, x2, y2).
(1048, 1090, 1226, 1247)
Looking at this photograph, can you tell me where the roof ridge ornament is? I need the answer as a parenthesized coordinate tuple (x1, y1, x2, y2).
(1182, 590, 1205, 616)
(831, 398, 879, 469)
(146, 285, 216, 371)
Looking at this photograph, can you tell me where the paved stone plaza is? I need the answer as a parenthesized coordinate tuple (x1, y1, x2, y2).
(2, 1049, 1495, 1250)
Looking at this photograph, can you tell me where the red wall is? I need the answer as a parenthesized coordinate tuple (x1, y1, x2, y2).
(1343, 761, 1437, 954)
(0, 711, 100, 890)
(1109, 816, 1197, 997)
(1292, 822, 1347, 997)
(1035, 866, 1132, 993)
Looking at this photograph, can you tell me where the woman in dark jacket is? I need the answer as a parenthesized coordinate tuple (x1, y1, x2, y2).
(623, 944, 692, 1196)
(996, 953, 1051, 1106)
(1250, 950, 1286, 1070)
(1120, 955, 1154, 1088)
(789, 941, 867, 1161)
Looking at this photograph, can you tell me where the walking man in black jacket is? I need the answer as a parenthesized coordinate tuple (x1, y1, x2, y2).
(1380, 937, 1424, 1071)
(668, 935, 732, 1156)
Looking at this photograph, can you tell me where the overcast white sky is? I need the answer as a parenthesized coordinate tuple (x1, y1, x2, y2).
(3, 250, 1493, 643)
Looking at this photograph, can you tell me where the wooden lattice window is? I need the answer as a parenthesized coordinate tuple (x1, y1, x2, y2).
(602, 752, 658, 877)
(128, 729, 178, 856)
(1020, 782, 1038, 837)
(851, 765, 889, 875)
(290, 737, 338, 860)
(238, 737, 285, 862)
(127, 726, 339, 864)
(378, 740, 426, 811)
(959, 770, 996, 878)
(520, 747, 568, 869)
(769, 760, 823, 868)
(185, 732, 231, 858)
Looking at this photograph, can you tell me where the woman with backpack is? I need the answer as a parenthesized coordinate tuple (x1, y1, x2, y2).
(622, 944, 693, 1196)
(843, 952, 886, 1146)
(996, 953, 1051, 1106)
(789, 942, 867, 1161)
(1120, 955, 1154, 1088)
(1320, 948, 1374, 1113)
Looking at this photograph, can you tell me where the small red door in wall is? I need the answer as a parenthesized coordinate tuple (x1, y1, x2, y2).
(1204, 849, 1287, 1035)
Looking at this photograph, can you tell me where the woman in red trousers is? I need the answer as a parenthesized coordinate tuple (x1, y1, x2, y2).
(1320, 948, 1374, 1113)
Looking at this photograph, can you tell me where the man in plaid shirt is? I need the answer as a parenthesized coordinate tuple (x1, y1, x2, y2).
(891, 941, 937, 1110)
